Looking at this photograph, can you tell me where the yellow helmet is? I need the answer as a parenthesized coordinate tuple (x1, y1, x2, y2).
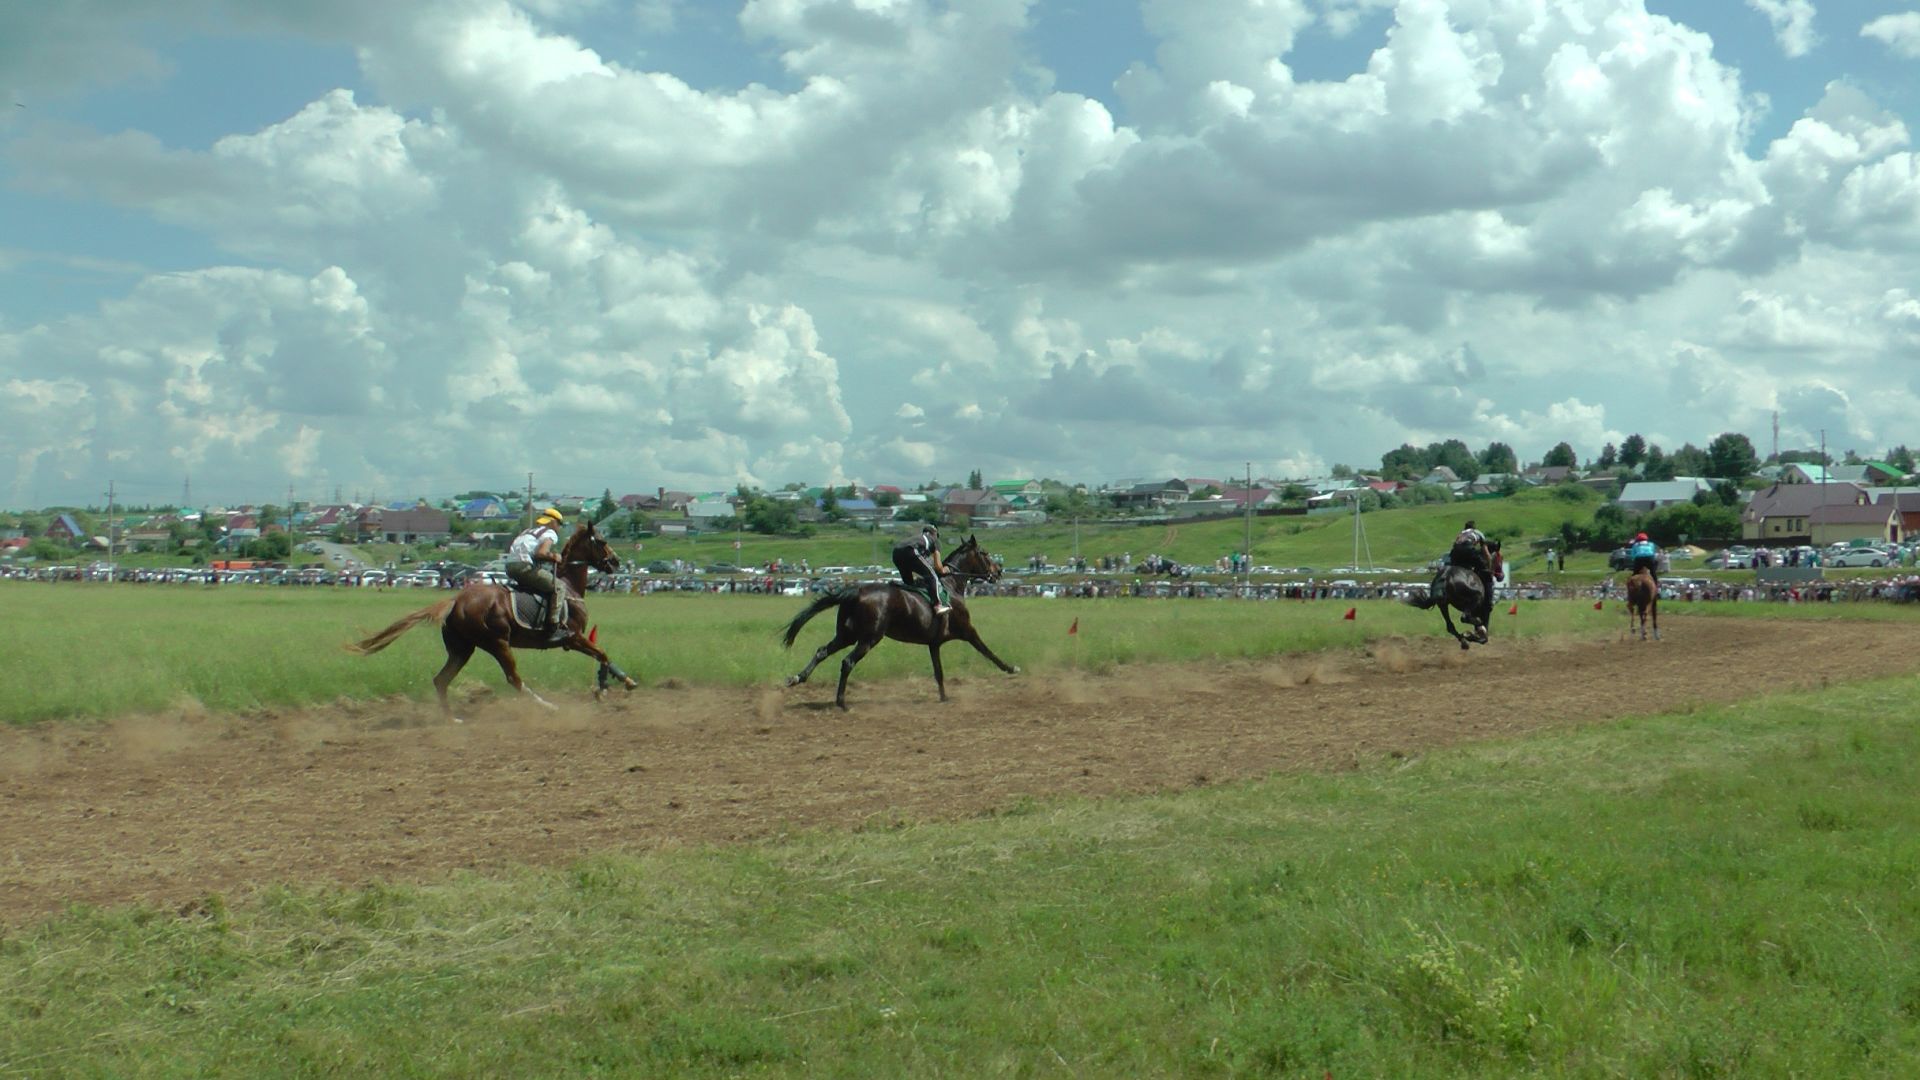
(536, 506, 563, 525)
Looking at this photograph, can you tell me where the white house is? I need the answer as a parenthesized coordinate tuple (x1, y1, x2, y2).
(1616, 478, 1713, 512)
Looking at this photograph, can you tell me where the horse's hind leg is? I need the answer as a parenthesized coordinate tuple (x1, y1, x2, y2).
(434, 627, 476, 722)
(789, 628, 855, 687)
(835, 638, 879, 711)
(479, 638, 554, 710)
(1439, 606, 1470, 650)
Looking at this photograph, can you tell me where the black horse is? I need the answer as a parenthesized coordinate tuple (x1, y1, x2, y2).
(1405, 545, 1504, 650)
(783, 535, 1019, 709)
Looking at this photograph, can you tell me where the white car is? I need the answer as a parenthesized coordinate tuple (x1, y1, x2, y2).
(1828, 548, 1890, 568)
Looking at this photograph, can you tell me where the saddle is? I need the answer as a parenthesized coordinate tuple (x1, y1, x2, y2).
(892, 580, 950, 608)
(506, 586, 570, 633)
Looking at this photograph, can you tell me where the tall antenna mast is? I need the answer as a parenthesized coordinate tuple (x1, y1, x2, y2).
(1772, 410, 1779, 461)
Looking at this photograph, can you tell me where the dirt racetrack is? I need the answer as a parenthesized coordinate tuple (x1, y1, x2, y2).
(3, 615, 1916, 920)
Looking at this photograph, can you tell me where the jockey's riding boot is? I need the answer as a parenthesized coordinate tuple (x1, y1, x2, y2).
(935, 604, 951, 615)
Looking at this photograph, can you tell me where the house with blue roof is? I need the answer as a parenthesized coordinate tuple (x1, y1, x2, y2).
(822, 497, 888, 522)
(44, 513, 87, 544)
(461, 496, 512, 521)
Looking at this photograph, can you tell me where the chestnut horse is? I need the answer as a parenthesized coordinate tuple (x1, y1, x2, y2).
(348, 521, 638, 720)
(1626, 566, 1660, 640)
(782, 534, 1019, 709)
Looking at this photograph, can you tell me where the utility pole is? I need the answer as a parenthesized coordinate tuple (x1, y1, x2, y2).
(1820, 428, 1827, 509)
(182, 473, 191, 510)
(526, 472, 535, 529)
(1244, 460, 1253, 578)
(105, 480, 116, 579)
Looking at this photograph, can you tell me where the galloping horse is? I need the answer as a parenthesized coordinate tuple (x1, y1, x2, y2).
(782, 534, 1019, 709)
(1626, 566, 1660, 641)
(1405, 544, 1505, 650)
(348, 521, 639, 719)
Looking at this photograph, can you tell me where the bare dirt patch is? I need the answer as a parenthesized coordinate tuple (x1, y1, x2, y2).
(2, 616, 1914, 920)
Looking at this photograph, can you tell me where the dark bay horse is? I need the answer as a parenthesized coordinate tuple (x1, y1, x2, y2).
(782, 534, 1019, 709)
(1626, 567, 1660, 640)
(1405, 545, 1505, 650)
(348, 521, 638, 720)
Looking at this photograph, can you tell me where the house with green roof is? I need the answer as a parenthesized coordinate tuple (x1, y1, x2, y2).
(1830, 461, 1905, 486)
(990, 479, 1044, 509)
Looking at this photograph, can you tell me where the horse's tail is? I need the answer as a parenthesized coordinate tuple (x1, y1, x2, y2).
(1403, 591, 1439, 610)
(781, 589, 848, 648)
(347, 598, 455, 655)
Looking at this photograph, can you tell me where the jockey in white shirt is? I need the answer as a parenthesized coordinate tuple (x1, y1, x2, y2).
(506, 507, 565, 629)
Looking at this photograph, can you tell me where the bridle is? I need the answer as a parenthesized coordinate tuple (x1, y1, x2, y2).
(560, 526, 621, 575)
(942, 539, 1000, 585)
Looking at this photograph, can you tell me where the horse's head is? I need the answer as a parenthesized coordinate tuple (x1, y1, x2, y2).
(947, 534, 1000, 583)
(564, 520, 622, 574)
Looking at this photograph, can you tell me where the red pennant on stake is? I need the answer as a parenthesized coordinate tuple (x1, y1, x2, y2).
(1508, 604, 1518, 616)
(1068, 617, 1079, 636)
(1343, 607, 1356, 621)
(1592, 600, 1604, 611)
(588, 624, 599, 645)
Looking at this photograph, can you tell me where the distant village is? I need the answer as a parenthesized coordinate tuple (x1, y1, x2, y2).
(5, 444, 1918, 565)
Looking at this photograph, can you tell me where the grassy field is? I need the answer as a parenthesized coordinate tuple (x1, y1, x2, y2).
(4, 584, 1628, 725)
(5, 673, 1919, 1075)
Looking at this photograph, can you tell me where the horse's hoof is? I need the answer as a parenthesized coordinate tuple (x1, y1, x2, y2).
(623, 678, 638, 691)
(785, 675, 801, 687)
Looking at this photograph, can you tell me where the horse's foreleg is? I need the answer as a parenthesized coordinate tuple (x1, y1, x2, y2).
(928, 643, 947, 702)
(1438, 605, 1470, 650)
(434, 629, 475, 723)
(560, 633, 639, 695)
(835, 638, 879, 711)
(957, 626, 1020, 674)
(789, 629, 854, 687)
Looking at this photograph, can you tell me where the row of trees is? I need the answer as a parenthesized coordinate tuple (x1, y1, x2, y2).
(1363, 432, 1918, 488)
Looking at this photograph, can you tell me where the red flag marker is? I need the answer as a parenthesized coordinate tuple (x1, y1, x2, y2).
(1508, 603, 1518, 615)
(1592, 600, 1604, 611)
(1068, 617, 1079, 636)
(1343, 607, 1356, 620)
(588, 624, 599, 645)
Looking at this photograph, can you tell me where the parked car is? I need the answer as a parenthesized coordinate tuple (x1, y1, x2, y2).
(1608, 547, 1631, 570)
(1829, 548, 1890, 568)
(1704, 550, 1752, 570)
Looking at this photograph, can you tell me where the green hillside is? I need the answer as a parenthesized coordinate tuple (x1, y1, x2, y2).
(18, 488, 1614, 578)
(640, 487, 1602, 576)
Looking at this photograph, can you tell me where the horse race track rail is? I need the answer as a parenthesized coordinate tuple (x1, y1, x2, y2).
(3, 616, 1916, 919)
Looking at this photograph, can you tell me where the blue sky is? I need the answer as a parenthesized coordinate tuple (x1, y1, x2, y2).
(3, 0, 1919, 507)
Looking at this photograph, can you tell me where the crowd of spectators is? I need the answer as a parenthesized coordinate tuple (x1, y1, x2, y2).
(9, 562, 1920, 605)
